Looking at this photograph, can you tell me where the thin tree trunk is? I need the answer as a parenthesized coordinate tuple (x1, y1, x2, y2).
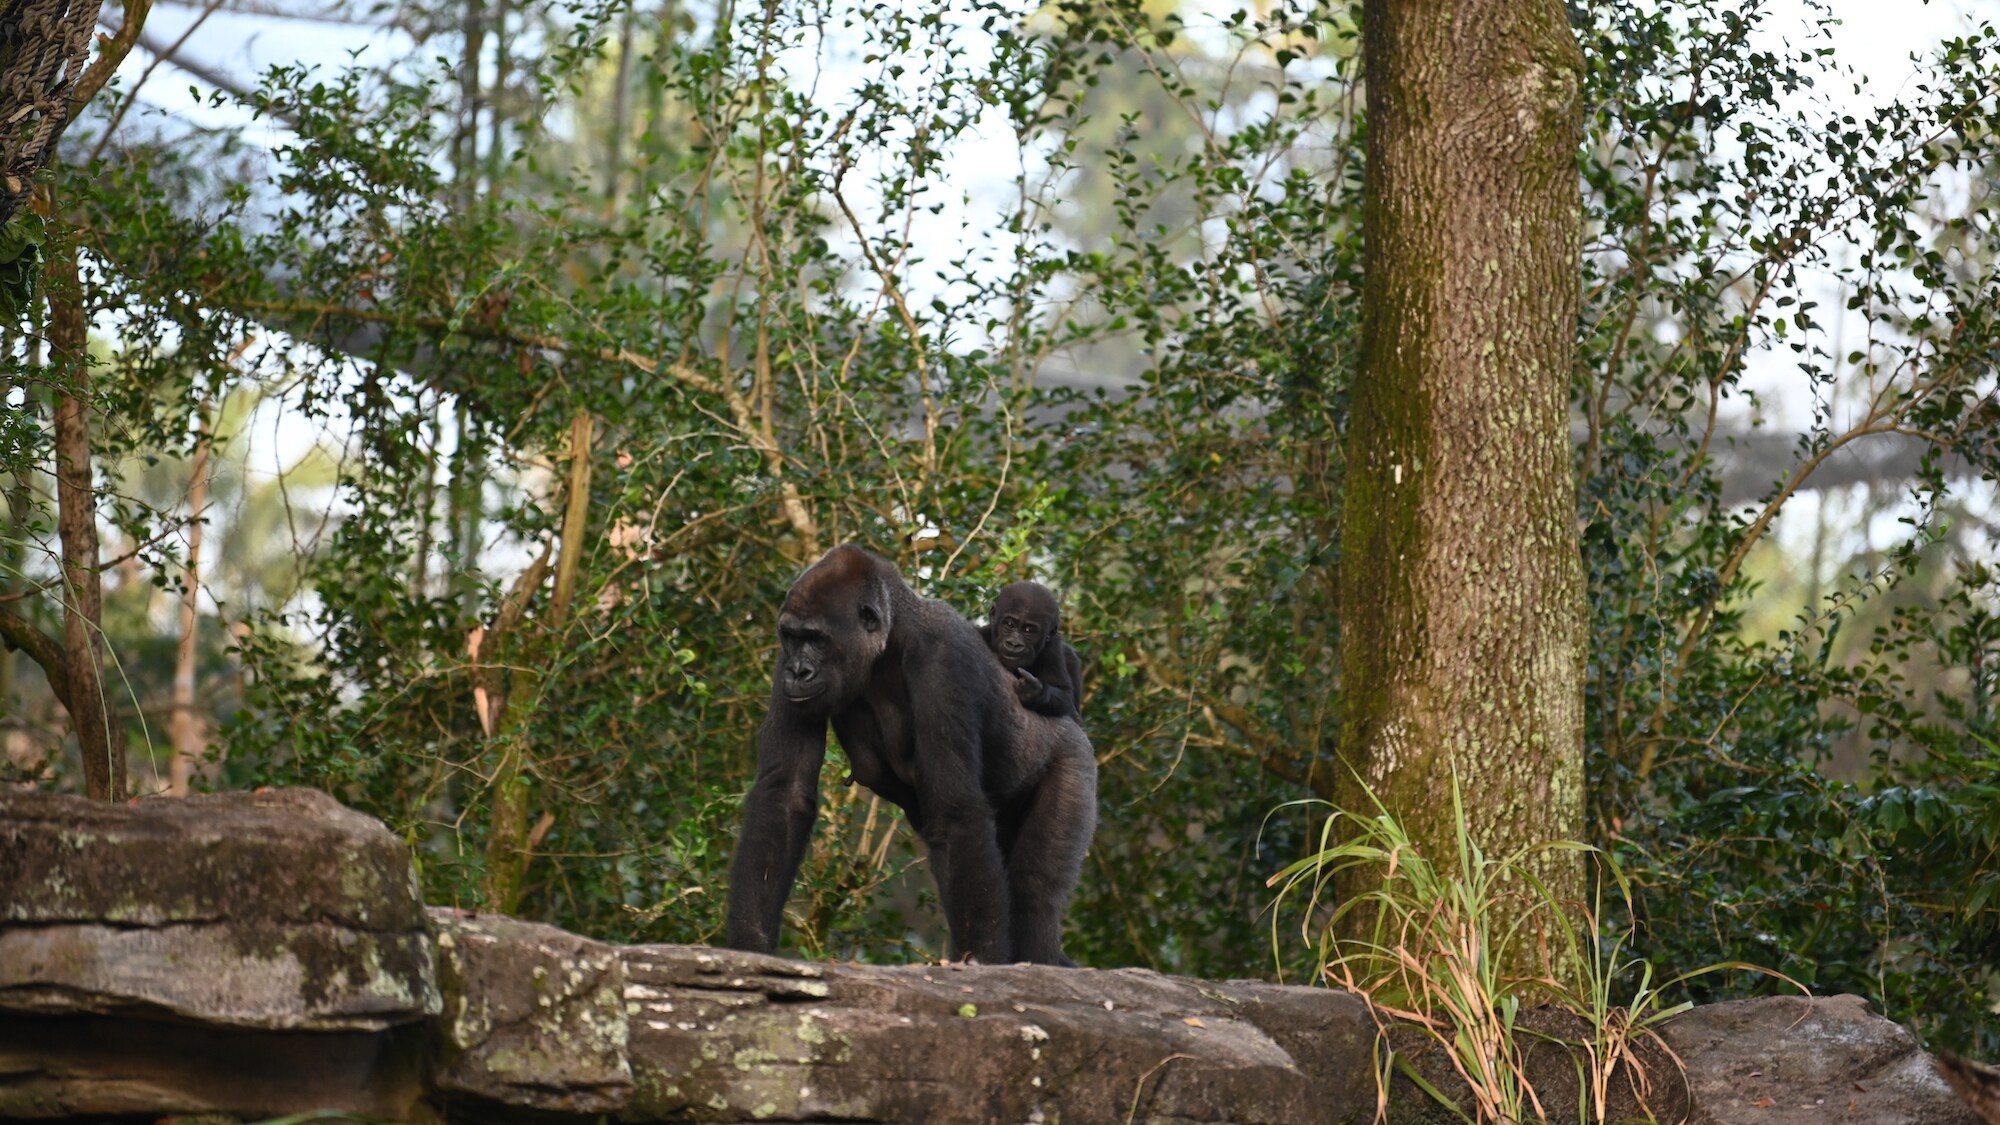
(1, 402, 23, 714)
(44, 230, 124, 800)
(0, 619, 11, 715)
(169, 405, 211, 796)
(457, 0, 486, 202)
(446, 402, 484, 610)
(549, 410, 593, 622)
(1339, 1, 1587, 910)
(482, 410, 593, 914)
(602, 2, 636, 212)
(1, 388, 62, 722)
(412, 397, 440, 594)
(486, 0, 510, 187)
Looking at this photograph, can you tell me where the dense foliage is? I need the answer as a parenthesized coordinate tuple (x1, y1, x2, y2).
(2, 0, 1994, 1051)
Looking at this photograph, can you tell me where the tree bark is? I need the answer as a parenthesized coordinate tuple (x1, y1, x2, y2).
(456, 0, 486, 205)
(548, 411, 593, 622)
(1, 459, 26, 712)
(45, 234, 124, 800)
(169, 406, 212, 796)
(1339, 2, 1586, 907)
(446, 403, 484, 610)
(0, 605, 72, 711)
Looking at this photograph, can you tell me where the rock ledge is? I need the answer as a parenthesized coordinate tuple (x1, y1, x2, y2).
(0, 789, 1977, 1124)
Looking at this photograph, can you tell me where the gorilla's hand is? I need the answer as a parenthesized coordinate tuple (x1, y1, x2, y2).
(1012, 667, 1043, 704)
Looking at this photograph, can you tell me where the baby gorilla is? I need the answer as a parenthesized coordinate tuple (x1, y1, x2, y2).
(980, 581, 1084, 721)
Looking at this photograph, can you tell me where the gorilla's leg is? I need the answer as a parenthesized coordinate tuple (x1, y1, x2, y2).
(915, 762, 1013, 963)
(1004, 739, 1098, 966)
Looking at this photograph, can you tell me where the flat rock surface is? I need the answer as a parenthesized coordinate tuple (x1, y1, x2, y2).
(615, 945, 1381, 1125)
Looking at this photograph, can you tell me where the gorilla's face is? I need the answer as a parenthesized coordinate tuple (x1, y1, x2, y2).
(776, 558, 890, 714)
(989, 582, 1060, 671)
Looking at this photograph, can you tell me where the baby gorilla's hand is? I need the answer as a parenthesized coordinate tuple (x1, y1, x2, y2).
(1012, 667, 1043, 704)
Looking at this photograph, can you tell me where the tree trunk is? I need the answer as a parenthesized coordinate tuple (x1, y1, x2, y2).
(1, 458, 24, 715)
(602, 2, 636, 211)
(447, 403, 484, 611)
(45, 234, 124, 801)
(2, 0, 156, 800)
(482, 410, 592, 914)
(1339, 2, 1586, 907)
(169, 406, 212, 796)
(456, 0, 486, 204)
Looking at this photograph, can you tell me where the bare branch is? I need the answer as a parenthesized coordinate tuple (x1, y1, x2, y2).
(0, 604, 73, 710)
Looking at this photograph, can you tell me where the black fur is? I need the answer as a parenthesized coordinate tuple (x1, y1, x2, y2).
(979, 581, 1085, 721)
(725, 545, 1097, 966)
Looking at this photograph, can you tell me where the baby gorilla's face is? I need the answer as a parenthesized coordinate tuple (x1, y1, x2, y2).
(988, 582, 1061, 670)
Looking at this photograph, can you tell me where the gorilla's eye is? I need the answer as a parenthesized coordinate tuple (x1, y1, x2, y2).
(1023, 623, 1038, 634)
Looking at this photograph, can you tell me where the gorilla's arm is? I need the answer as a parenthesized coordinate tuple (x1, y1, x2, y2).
(1015, 637, 1084, 719)
(724, 695, 828, 954)
(1061, 641, 1083, 713)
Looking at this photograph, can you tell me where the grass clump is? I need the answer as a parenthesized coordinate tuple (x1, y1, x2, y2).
(1267, 777, 1787, 1124)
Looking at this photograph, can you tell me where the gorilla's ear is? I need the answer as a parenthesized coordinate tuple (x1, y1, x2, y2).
(858, 603, 883, 633)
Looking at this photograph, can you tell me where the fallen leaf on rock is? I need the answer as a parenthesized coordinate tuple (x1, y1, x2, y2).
(1749, 1097, 1776, 1109)
(1183, 1017, 1206, 1027)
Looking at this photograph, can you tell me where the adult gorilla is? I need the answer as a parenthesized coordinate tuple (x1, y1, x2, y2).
(724, 545, 1097, 965)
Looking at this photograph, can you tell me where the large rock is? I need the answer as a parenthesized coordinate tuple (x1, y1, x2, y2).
(0, 788, 438, 1121)
(1661, 994, 1980, 1125)
(430, 908, 631, 1114)
(0, 787, 438, 1030)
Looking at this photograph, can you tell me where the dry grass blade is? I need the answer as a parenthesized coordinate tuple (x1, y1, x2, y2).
(1268, 773, 1799, 1125)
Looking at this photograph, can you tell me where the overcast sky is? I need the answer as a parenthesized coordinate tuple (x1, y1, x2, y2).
(120, 1, 1981, 146)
